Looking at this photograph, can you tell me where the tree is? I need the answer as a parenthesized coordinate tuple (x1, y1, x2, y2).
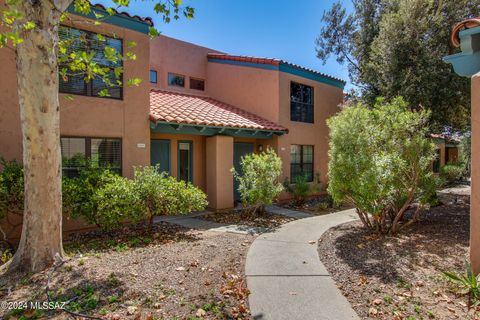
(316, 0, 479, 132)
(327, 97, 439, 234)
(231, 148, 283, 215)
(0, 0, 193, 272)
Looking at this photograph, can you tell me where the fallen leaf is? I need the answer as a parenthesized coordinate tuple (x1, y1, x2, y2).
(196, 308, 206, 317)
(175, 266, 185, 271)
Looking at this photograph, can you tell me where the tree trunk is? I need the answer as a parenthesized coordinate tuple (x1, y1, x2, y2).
(4, 1, 68, 272)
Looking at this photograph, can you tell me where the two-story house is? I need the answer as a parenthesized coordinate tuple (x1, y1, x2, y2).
(0, 4, 345, 234)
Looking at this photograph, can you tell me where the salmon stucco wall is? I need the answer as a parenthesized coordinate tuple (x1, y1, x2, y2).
(471, 73, 480, 273)
(0, 17, 151, 178)
(149, 35, 221, 96)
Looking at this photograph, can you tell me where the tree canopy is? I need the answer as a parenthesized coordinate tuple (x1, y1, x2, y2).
(316, 0, 479, 132)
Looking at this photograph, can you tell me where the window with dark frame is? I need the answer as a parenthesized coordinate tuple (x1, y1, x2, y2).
(150, 70, 157, 83)
(61, 137, 122, 177)
(290, 82, 314, 123)
(58, 26, 123, 99)
(190, 78, 205, 91)
(290, 145, 314, 182)
(168, 73, 185, 87)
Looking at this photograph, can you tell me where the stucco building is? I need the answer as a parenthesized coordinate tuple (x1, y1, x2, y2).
(0, 4, 345, 235)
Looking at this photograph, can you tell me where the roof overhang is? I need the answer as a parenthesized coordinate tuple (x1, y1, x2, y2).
(67, 3, 152, 34)
(150, 121, 287, 139)
(444, 26, 480, 77)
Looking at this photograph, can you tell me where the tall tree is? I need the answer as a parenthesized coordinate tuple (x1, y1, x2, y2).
(0, 0, 193, 273)
(316, 0, 479, 132)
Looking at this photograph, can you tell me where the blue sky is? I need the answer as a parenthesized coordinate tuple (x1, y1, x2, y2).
(96, 0, 353, 89)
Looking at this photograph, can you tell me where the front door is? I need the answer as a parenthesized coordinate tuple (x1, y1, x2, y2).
(150, 139, 170, 174)
(233, 142, 254, 201)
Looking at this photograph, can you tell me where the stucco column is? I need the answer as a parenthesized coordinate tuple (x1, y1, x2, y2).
(471, 73, 480, 273)
(206, 135, 234, 210)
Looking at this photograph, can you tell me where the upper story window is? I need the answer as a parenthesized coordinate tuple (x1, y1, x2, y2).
(58, 26, 123, 99)
(190, 78, 205, 91)
(290, 82, 314, 123)
(168, 73, 185, 87)
(150, 70, 157, 83)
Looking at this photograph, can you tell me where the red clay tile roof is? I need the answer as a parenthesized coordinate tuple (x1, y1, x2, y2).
(150, 90, 288, 132)
(207, 53, 346, 84)
(451, 17, 480, 47)
(92, 3, 154, 26)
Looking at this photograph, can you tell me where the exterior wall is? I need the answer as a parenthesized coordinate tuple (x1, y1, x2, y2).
(471, 73, 480, 272)
(276, 72, 343, 199)
(0, 18, 151, 178)
(206, 63, 280, 123)
(149, 35, 221, 96)
(206, 136, 234, 209)
(150, 133, 206, 190)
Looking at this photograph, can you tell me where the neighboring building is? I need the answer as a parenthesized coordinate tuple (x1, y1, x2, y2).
(0, 4, 345, 236)
(430, 133, 461, 173)
(444, 17, 480, 272)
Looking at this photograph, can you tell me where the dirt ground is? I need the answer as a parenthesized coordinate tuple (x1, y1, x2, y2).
(0, 223, 255, 320)
(201, 210, 294, 230)
(318, 195, 477, 320)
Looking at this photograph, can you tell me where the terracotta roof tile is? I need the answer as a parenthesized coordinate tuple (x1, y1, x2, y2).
(207, 53, 345, 84)
(92, 3, 154, 26)
(150, 90, 288, 132)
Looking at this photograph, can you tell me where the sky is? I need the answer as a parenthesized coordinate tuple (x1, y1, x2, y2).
(95, 0, 354, 89)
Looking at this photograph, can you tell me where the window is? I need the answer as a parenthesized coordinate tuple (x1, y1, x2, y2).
(290, 82, 314, 123)
(61, 137, 122, 177)
(433, 149, 441, 173)
(178, 141, 192, 182)
(150, 70, 157, 83)
(290, 145, 314, 182)
(58, 26, 123, 99)
(168, 73, 185, 87)
(190, 78, 205, 91)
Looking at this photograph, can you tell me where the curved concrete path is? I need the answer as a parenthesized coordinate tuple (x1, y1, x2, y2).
(245, 209, 360, 320)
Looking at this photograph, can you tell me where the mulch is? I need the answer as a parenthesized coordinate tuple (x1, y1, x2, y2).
(201, 209, 294, 230)
(318, 195, 477, 319)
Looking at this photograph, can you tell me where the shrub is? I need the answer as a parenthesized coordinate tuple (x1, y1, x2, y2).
(0, 159, 24, 242)
(443, 261, 479, 307)
(459, 134, 471, 176)
(93, 175, 144, 230)
(62, 162, 117, 229)
(231, 148, 283, 214)
(283, 174, 310, 206)
(327, 97, 439, 234)
(133, 166, 208, 228)
(440, 164, 464, 184)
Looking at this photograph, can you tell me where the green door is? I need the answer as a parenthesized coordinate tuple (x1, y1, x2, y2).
(233, 142, 254, 201)
(150, 139, 170, 174)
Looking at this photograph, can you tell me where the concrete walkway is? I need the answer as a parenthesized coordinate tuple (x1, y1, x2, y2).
(245, 209, 360, 320)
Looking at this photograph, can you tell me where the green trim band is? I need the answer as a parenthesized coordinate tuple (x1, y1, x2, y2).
(150, 121, 287, 139)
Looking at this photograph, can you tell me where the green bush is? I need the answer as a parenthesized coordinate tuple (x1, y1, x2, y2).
(231, 148, 283, 214)
(327, 97, 439, 234)
(62, 162, 117, 229)
(93, 175, 144, 230)
(440, 164, 464, 184)
(0, 158, 24, 217)
(283, 174, 310, 205)
(133, 166, 208, 228)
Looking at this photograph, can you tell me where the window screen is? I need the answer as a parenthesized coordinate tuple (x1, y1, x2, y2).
(190, 78, 205, 91)
(59, 26, 123, 99)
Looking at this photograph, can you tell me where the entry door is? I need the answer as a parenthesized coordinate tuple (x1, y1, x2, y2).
(150, 139, 170, 174)
(233, 142, 255, 201)
(178, 141, 193, 182)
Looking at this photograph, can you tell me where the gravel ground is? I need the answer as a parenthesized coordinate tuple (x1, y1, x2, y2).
(318, 195, 476, 319)
(0, 223, 255, 320)
(201, 210, 294, 230)
(279, 195, 353, 216)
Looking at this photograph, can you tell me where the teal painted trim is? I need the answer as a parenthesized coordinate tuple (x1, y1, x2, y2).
(177, 140, 193, 183)
(67, 5, 151, 34)
(207, 58, 346, 89)
(279, 63, 345, 89)
(443, 26, 480, 77)
(150, 121, 287, 139)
